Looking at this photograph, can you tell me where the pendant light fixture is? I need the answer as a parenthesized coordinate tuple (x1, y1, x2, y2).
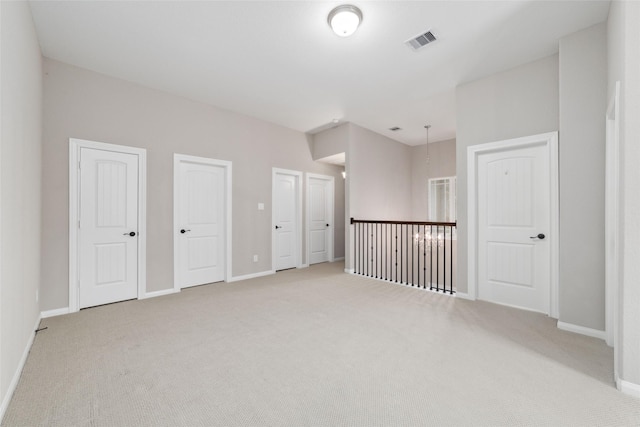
(424, 124, 431, 166)
(414, 124, 442, 249)
(327, 5, 363, 37)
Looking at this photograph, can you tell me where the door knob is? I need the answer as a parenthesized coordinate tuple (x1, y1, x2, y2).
(180, 229, 191, 234)
(123, 231, 136, 237)
(275, 225, 282, 230)
(529, 233, 545, 240)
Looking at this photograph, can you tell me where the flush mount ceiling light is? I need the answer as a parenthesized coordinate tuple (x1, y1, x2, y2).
(327, 5, 363, 37)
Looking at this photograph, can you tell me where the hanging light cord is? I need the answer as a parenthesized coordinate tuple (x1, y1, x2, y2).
(424, 125, 431, 164)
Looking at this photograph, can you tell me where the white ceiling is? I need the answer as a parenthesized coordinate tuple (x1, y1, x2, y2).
(28, 0, 610, 146)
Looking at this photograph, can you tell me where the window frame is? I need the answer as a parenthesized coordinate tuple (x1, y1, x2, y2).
(428, 175, 457, 223)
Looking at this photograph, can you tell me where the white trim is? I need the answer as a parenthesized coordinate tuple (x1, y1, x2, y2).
(618, 379, 640, 398)
(299, 263, 309, 269)
(69, 138, 147, 314)
(549, 134, 560, 319)
(229, 270, 275, 282)
(272, 168, 303, 270)
(467, 148, 477, 301)
(142, 288, 179, 300)
(0, 315, 41, 422)
(41, 308, 70, 318)
(428, 175, 457, 222)
(305, 173, 335, 265)
(344, 268, 354, 274)
(0, 3, 2, 420)
(467, 132, 559, 318)
(173, 154, 233, 290)
(454, 292, 473, 300)
(605, 81, 621, 351)
(557, 321, 606, 341)
(333, 257, 345, 262)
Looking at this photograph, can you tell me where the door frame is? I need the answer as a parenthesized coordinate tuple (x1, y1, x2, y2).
(69, 138, 147, 313)
(173, 154, 232, 291)
(605, 82, 620, 357)
(467, 131, 559, 318)
(272, 168, 303, 270)
(306, 173, 335, 264)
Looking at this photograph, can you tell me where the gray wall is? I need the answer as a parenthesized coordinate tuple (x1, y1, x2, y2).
(558, 23, 607, 330)
(608, 0, 640, 387)
(456, 54, 560, 295)
(348, 124, 412, 221)
(345, 123, 413, 269)
(410, 139, 456, 219)
(312, 124, 348, 161)
(0, 1, 42, 415)
(41, 59, 345, 311)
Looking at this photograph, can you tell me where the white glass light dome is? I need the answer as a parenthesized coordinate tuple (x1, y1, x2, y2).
(327, 5, 363, 37)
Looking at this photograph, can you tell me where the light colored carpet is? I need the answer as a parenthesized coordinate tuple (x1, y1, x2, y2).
(3, 262, 640, 426)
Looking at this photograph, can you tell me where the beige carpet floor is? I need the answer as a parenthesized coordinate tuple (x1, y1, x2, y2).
(3, 262, 640, 426)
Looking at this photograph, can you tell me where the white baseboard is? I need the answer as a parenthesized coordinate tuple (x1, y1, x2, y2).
(333, 257, 345, 262)
(142, 288, 178, 299)
(557, 321, 606, 341)
(344, 268, 354, 274)
(41, 307, 70, 318)
(455, 292, 473, 300)
(618, 379, 640, 398)
(229, 270, 275, 283)
(298, 264, 309, 269)
(0, 315, 41, 423)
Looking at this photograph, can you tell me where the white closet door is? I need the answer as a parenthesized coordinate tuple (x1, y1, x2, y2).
(308, 176, 333, 265)
(79, 148, 139, 308)
(477, 142, 550, 313)
(177, 161, 225, 288)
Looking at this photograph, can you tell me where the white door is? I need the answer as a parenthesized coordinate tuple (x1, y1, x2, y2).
(477, 142, 551, 313)
(308, 175, 334, 265)
(79, 148, 139, 309)
(176, 160, 226, 288)
(273, 170, 300, 271)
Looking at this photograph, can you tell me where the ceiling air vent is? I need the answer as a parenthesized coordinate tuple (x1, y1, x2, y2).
(389, 127, 402, 131)
(405, 30, 437, 51)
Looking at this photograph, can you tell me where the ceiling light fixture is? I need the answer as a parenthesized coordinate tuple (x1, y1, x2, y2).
(327, 5, 363, 37)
